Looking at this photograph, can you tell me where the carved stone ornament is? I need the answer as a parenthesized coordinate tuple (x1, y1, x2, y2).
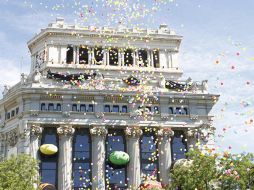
(57, 125, 75, 136)
(6, 129, 18, 147)
(30, 125, 42, 137)
(95, 112, 104, 119)
(0, 133, 6, 141)
(157, 127, 174, 137)
(124, 126, 143, 138)
(90, 126, 107, 137)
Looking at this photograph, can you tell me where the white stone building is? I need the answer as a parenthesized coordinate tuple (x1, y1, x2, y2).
(0, 18, 219, 190)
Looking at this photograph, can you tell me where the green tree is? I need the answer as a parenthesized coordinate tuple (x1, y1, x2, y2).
(0, 154, 39, 190)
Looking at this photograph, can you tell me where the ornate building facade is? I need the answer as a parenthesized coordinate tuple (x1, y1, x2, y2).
(0, 18, 219, 190)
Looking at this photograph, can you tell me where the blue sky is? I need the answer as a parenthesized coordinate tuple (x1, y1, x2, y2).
(0, 0, 253, 153)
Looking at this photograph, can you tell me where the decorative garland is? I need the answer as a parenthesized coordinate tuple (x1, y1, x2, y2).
(165, 80, 190, 91)
(47, 70, 97, 82)
(123, 75, 140, 86)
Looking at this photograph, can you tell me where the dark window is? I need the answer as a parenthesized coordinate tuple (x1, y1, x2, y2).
(40, 128, 58, 188)
(140, 129, 159, 181)
(106, 129, 127, 189)
(154, 106, 159, 114)
(79, 46, 89, 64)
(66, 46, 74, 64)
(48, 103, 54, 111)
(80, 104, 86, 112)
(104, 105, 110, 113)
(153, 49, 160, 68)
(146, 106, 151, 112)
(56, 104, 61, 111)
(138, 49, 148, 67)
(72, 129, 91, 189)
(122, 106, 127, 113)
(175, 107, 181, 114)
(72, 104, 78, 112)
(184, 108, 188, 115)
(94, 47, 103, 63)
(112, 105, 119, 113)
(172, 131, 187, 161)
(124, 49, 133, 66)
(169, 107, 173, 114)
(7, 112, 10, 119)
(16, 107, 19, 114)
(88, 104, 94, 112)
(109, 48, 118, 66)
(11, 110, 15, 117)
(41, 103, 46, 111)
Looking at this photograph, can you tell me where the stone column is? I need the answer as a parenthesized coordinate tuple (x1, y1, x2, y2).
(30, 124, 43, 159)
(0, 133, 6, 159)
(91, 48, 95, 65)
(157, 128, 174, 187)
(150, 50, 154, 67)
(18, 120, 30, 154)
(76, 46, 79, 64)
(57, 125, 75, 190)
(147, 50, 151, 67)
(121, 51, 125, 66)
(124, 126, 143, 189)
(90, 126, 108, 190)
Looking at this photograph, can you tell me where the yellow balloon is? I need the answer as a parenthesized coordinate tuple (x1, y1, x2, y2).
(40, 144, 58, 155)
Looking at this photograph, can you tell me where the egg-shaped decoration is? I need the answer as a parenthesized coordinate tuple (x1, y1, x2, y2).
(109, 151, 130, 166)
(40, 144, 58, 155)
(140, 180, 163, 189)
(39, 183, 56, 190)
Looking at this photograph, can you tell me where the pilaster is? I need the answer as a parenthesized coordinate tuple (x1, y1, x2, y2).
(157, 127, 174, 187)
(124, 126, 143, 189)
(90, 126, 108, 190)
(57, 125, 75, 190)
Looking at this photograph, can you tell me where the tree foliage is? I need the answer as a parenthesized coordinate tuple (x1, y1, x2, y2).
(168, 148, 254, 190)
(0, 154, 39, 190)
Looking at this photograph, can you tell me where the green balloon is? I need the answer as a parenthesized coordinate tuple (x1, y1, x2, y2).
(109, 151, 130, 165)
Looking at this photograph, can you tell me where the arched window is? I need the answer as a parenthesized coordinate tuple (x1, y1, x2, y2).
(140, 129, 159, 181)
(40, 128, 58, 188)
(94, 47, 103, 63)
(122, 106, 127, 113)
(175, 107, 181, 114)
(79, 46, 89, 64)
(41, 103, 46, 111)
(48, 103, 54, 111)
(138, 49, 148, 67)
(80, 104, 86, 112)
(56, 104, 61, 111)
(171, 131, 187, 161)
(88, 104, 94, 112)
(104, 105, 110, 113)
(105, 129, 127, 189)
(72, 104, 78, 112)
(169, 107, 173, 114)
(112, 105, 119, 113)
(72, 128, 92, 189)
(154, 106, 159, 114)
(184, 107, 188, 115)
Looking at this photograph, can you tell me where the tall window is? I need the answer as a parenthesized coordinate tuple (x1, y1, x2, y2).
(152, 49, 160, 68)
(140, 129, 159, 181)
(56, 104, 61, 111)
(172, 131, 187, 161)
(94, 47, 103, 64)
(106, 129, 127, 189)
(80, 104, 86, 112)
(109, 48, 118, 66)
(124, 49, 133, 66)
(88, 104, 94, 112)
(72, 129, 92, 189)
(122, 106, 127, 113)
(138, 49, 148, 67)
(48, 103, 54, 111)
(79, 46, 89, 64)
(72, 104, 78, 112)
(154, 106, 159, 114)
(66, 46, 74, 64)
(169, 107, 173, 114)
(112, 105, 119, 113)
(40, 128, 58, 188)
(41, 103, 46, 111)
(104, 105, 110, 113)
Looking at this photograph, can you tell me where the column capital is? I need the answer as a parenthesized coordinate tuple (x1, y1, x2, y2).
(157, 127, 174, 138)
(57, 125, 75, 136)
(30, 124, 42, 137)
(90, 126, 108, 137)
(125, 126, 143, 138)
(6, 128, 18, 147)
